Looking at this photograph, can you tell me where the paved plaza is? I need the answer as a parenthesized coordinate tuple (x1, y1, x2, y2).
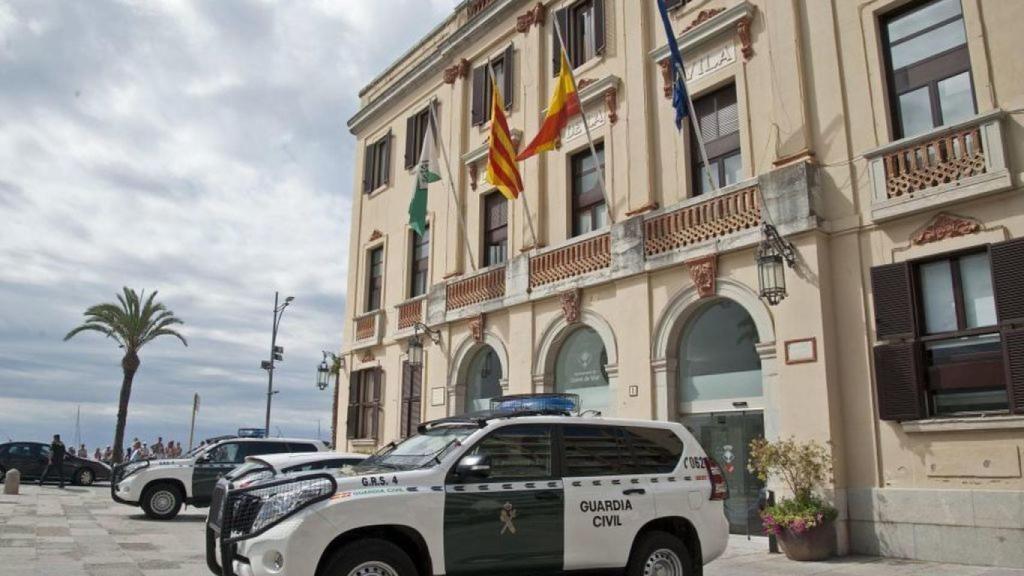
(1, 483, 1021, 576)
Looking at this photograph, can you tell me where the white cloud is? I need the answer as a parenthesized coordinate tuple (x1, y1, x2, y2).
(0, 0, 452, 446)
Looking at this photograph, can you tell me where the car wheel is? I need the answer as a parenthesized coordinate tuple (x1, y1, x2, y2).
(627, 531, 694, 576)
(75, 468, 95, 486)
(323, 538, 417, 576)
(141, 483, 183, 520)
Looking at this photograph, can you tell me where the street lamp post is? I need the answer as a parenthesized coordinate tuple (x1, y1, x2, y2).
(261, 291, 294, 435)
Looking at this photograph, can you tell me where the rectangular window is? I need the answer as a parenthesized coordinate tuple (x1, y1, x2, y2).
(467, 424, 553, 481)
(404, 108, 430, 170)
(470, 45, 514, 126)
(571, 142, 607, 237)
(409, 227, 429, 297)
(692, 83, 741, 196)
(553, 0, 605, 72)
(363, 133, 391, 193)
(882, 0, 975, 139)
(561, 425, 631, 477)
(347, 369, 382, 440)
(915, 250, 1005, 415)
(483, 192, 508, 266)
(366, 246, 384, 312)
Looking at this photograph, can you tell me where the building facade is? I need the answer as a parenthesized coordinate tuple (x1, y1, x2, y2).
(339, 0, 1024, 567)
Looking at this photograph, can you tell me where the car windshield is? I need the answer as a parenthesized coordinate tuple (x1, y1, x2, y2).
(357, 425, 478, 471)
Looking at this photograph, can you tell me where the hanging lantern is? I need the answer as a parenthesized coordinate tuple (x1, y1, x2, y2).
(407, 334, 425, 367)
(756, 223, 796, 306)
(315, 356, 331, 391)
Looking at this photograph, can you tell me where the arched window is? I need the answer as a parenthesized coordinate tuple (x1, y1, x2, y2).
(678, 299, 762, 408)
(465, 346, 502, 412)
(555, 327, 609, 413)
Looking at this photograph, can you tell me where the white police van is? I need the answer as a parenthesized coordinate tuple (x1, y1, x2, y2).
(206, 394, 729, 576)
(112, 436, 326, 520)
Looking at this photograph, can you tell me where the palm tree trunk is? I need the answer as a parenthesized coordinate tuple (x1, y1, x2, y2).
(112, 351, 140, 464)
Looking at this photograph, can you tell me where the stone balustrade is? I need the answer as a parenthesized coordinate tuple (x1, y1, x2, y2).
(644, 185, 761, 257)
(529, 233, 611, 289)
(352, 310, 383, 350)
(396, 298, 423, 330)
(447, 266, 506, 310)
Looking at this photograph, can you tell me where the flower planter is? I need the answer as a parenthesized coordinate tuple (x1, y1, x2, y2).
(776, 518, 836, 561)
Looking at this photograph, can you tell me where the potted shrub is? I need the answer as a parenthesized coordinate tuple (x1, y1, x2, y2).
(748, 437, 838, 561)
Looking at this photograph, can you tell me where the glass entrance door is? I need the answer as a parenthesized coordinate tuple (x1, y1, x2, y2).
(681, 411, 765, 535)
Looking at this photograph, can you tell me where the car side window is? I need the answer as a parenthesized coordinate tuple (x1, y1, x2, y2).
(623, 427, 684, 474)
(468, 424, 553, 481)
(562, 425, 631, 477)
(36, 445, 50, 458)
(246, 442, 291, 458)
(286, 442, 319, 453)
(208, 442, 239, 463)
(8, 444, 32, 457)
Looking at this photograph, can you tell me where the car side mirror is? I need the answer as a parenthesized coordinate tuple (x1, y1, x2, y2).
(455, 454, 491, 479)
(196, 454, 210, 464)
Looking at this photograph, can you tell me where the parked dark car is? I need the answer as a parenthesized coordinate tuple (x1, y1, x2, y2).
(0, 441, 112, 486)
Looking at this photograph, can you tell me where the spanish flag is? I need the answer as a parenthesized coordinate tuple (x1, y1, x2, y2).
(517, 51, 581, 161)
(485, 78, 523, 200)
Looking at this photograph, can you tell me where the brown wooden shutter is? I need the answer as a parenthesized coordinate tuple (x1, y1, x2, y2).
(594, 0, 606, 55)
(871, 262, 916, 340)
(503, 44, 515, 110)
(400, 363, 412, 439)
(382, 132, 392, 186)
(553, 8, 569, 76)
(346, 373, 360, 439)
(992, 237, 1024, 414)
(404, 114, 417, 170)
(1002, 327, 1024, 414)
(362, 144, 373, 193)
(409, 364, 422, 433)
(874, 342, 925, 421)
(370, 369, 382, 440)
(991, 237, 1024, 325)
(471, 65, 487, 126)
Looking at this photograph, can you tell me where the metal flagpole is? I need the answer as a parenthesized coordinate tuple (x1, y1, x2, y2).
(552, 18, 615, 224)
(673, 61, 719, 195)
(486, 63, 539, 250)
(429, 98, 478, 271)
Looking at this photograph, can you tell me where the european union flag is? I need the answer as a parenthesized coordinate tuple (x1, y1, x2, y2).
(656, 0, 688, 130)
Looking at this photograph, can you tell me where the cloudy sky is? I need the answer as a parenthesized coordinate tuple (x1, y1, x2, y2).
(0, 0, 456, 450)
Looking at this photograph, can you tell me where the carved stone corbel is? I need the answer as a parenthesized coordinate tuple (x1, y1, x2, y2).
(737, 16, 753, 61)
(443, 58, 470, 85)
(561, 289, 581, 324)
(470, 314, 485, 343)
(658, 59, 672, 100)
(516, 2, 546, 34)
(604, 86, 618, 124)
(369, 229, 383, 242)
(468, 162, 479, 191)
(686, 255, 717, 299)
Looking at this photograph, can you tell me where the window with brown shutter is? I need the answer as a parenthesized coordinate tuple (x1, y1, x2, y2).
(348, 369, 382, 440)
(400, 362, 423, 439)
(483, 192, 508, 267)
(692, 83, 741, 196)
(471, 46, 514, 127)
(552, 0, 604, 73)
(409, 226, 429, 298)
(366, 246, 384, 312)
(870, 241, 1024, 420)
(571, 142, 607, 237)
(404, 108, 430, 170)
(363, 133, 391, 192)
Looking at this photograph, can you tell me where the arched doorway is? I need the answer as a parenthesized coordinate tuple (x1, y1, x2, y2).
(676, 298, 765, 536)
(464, 345, 503, 413)
(554, 326, 609, 414)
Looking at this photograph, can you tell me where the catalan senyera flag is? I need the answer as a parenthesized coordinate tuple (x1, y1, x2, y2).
(516, 51, 581, 161)
(485, 78, 523, 200)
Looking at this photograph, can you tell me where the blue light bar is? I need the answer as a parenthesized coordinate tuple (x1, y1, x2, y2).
(490, 393, 580, 415)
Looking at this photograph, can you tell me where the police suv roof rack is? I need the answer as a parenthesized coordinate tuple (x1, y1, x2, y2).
(416, 393, 582, 434)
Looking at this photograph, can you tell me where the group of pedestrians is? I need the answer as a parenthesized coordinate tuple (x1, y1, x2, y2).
(124, 436, 183, 461)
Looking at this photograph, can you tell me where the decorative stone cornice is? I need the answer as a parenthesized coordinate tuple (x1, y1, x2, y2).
(680, 8, 725, 34)
(516, 2, 546, 34)
(369, 229, 383, 242)
(911, 213, 983, 246)
(649, 1, 756, 63)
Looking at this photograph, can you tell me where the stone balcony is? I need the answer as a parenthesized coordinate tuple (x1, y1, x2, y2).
(406, 160, 822, 333)
(865, 110, 1011, 222)
(350, 309, 384, 350)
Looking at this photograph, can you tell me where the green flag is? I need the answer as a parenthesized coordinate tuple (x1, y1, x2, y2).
(409, 112, 440, 236)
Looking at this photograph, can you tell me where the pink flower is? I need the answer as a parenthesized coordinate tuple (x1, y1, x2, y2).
(790, 518, 807, 534)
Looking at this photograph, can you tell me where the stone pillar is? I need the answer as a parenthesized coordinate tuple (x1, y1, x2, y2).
(4, 469, 20, 495)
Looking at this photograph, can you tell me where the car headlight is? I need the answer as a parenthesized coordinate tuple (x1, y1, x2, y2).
(223, 475, 335, 542)
(119, 460, 149, 480)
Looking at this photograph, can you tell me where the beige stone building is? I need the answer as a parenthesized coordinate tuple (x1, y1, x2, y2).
(338, 0, 1024, 567)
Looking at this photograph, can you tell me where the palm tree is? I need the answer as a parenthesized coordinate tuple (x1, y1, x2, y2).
(64, 287, 187, 464)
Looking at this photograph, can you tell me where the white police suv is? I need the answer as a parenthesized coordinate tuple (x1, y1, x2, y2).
(112, 437, 326, 520)
(206, 394, 729, 576)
